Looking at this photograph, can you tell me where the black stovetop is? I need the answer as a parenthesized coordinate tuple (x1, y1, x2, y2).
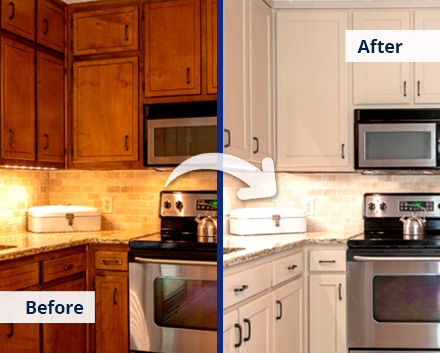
(348, 232, 440, 248)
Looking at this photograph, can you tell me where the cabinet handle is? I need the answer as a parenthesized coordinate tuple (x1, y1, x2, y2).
(338, 283, 342, 301)
(113, 288, 118, 305)
(186, 67, 190, 84)
(9, 128, 15, 147)
(418, 81, 421, 97)
(234, 284, 248, 293)
(243, 319, 251, 342)
(276, 300, 283, 320)
(7, 323, 13, 338)
(287, 264, 297, 270)
(403, 81, 407, 97)
(234, 324, 242, 348)
(224, 129, 231, 148)
(63, 264, 74, 271)
(124, 24, 129, 41)
(253, 137, 259, 154)
(8, 2, 14, 20)
(102, 259, 119, 265)
(125, 135, 129, 151)
(44, 134, 49, 150)
(319, 260, 336, 264)
(43, 19, 49, 35)
(341, 143, 345, 159)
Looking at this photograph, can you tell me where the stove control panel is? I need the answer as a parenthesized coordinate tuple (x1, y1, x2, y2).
(159, 191, 217, 218)
(364, 193, 440, 218)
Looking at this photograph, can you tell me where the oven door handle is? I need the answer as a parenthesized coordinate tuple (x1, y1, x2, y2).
(353, 255, 440, 262)
(134, 257, 216, 266)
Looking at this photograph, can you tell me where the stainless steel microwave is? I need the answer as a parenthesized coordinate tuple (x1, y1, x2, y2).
(355, 109, 440, 170)
(145, 102, 217, 166)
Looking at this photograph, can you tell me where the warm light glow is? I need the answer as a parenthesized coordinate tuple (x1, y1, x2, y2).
(1, 165, 58, 171)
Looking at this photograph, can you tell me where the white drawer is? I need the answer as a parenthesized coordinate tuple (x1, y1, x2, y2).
(309, 250, 346, 272)
(272, 251, 303, 286)
(223, 262, 272, 309)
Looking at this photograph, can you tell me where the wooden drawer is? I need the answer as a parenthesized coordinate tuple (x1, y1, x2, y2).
(273, 251, 303, 286)
(42, 253, 86, 283)
(72, 6, 138, 55)
(0, 263, 39, 290)
(224, 263, 271, 309)
(95, 251, 127, 271)
(309, 250, 346, 272)
(37, 0, 65, 52)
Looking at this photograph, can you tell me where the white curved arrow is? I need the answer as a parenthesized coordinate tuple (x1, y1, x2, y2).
(165, 153, 277, 201)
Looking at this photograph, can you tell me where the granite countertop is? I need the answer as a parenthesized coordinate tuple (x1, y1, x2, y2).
(0, 230, 161, 262)
(223, 231, 354, 268)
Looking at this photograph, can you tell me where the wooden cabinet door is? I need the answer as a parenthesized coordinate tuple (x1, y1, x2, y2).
(95, 275, 128, 353)
(37, 52, 64, 163)
(223, 0, 249, 160)
(0, 323, 40, 353)
(309, 275, 346, 353)
(223, 311, 239, 353)
(415, 11, 440, 104)
(1, 38, 36, 161)
(238, 293, 273, 353)
(1, 0, 35, 40)
(73, 6, 138, 56)
(249, 0, 273, 165)
(273, 278, 304, 353)
(353, 10, 411, 104)
(145, 0, 201, 97)
(207, 0, 217, 94)
(37, 0, 65, 53)
(73, 57, 138, 163)
(276, 11, 349, 171)
(42, 277, 87, 353)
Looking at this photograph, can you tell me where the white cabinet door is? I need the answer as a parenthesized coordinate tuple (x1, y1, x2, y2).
(224, 311, 240, 353)
(273, 278, 304, 353)
(223, 0, 250, 160)
(415, 11, 440, 103)
(249, 0, 273, 164)
(276, 11, 349, 170)
(309, 275, 346, 353)
(353, 10, 411, 104)
(239, 293, 273, 353)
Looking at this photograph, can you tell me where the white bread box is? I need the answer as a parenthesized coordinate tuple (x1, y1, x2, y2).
(230, 207, 306, 235)
(28, 205, 101, 233)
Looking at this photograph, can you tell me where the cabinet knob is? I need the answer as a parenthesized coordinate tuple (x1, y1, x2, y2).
(8, 2, 14, 20)
(43, 19, 49, 35)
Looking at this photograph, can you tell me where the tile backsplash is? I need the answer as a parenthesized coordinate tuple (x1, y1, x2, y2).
(223, 173, 440, 234)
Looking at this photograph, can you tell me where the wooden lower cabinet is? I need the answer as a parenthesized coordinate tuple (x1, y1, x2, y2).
(95, 275, 128, 353)
(1, 323, 40, 353)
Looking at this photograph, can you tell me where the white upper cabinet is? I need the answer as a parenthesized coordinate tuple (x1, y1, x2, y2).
(415, 11, 440, 104)
(353, 10, 411, 104)
(276, 11, 350, 171)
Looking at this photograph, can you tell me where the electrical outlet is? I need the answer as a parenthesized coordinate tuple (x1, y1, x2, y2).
(102, 196, 113, 214)
(303, 199, 315, 216)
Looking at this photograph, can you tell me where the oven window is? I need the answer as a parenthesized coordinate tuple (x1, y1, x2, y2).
(373, 275, 440, 322)
(154, 278, 217, 331)
(153, 126, 217, 157)
(365, 131, 431, 160)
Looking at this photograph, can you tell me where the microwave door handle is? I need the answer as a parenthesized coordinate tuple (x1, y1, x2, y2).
(134, 257, 216, 266)
(353, 255, 440, 262)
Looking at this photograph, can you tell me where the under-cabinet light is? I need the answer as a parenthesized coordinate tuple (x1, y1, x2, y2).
(1, 165, 58, 171)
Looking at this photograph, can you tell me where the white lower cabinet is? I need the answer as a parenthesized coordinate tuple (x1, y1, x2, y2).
(273, 278, 304, 353)
(309, 274, 347, 353)
(224, 311, 240, 353)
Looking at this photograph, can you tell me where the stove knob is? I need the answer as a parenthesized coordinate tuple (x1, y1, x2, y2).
(368, 202, 375, 211)
(380, 203, 387, 211)
(164, 201, 171, 209)
(176, 201, 184, 211)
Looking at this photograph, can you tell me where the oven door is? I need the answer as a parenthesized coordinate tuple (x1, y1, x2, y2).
(348, 255, 440, 350)
(357, 123, 437, 168)
(146, 117, 217, 165)
(129, 257, 217, 353)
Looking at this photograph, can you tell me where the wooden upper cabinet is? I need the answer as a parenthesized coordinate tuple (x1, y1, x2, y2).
(1, 38, 36, 161)
(72, 6, 138, 56)
(207, 0, 217, 94)
(73, 57, 138, 163)
(37, 52, 65, 163)
(145, 0, 201, 97)
(1, 0, 35, 40)
(37, 0, 65, 53)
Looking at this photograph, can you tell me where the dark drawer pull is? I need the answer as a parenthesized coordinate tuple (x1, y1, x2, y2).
(7, 323, 13, 338)
(43, 19, 49, 35)
(234, 324, 242, 348)
(124, 24, 129, 41)
(63, 264, 74, 271)
(44, 134, 49, 150)
(276, 300, 283, 320)
(224, 129, 231, 148)
(186, 67, 190, 84)
(244, 319, 251, 342)
(287, 264, 298, 270)
(319, 260, 336, 264)
(9, 128, 15, 147)
(102, 259, 120, 265)
(8, 2, 14, 20)
(234, 285, 248, 293)
(125, 135, 129, 151)
(113, 288, 118, 305)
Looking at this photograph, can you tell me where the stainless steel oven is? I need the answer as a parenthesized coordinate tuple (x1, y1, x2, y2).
(145, 102, 217, 166)
(129, 257, 217, 353)
(355, 109, 440, 170)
